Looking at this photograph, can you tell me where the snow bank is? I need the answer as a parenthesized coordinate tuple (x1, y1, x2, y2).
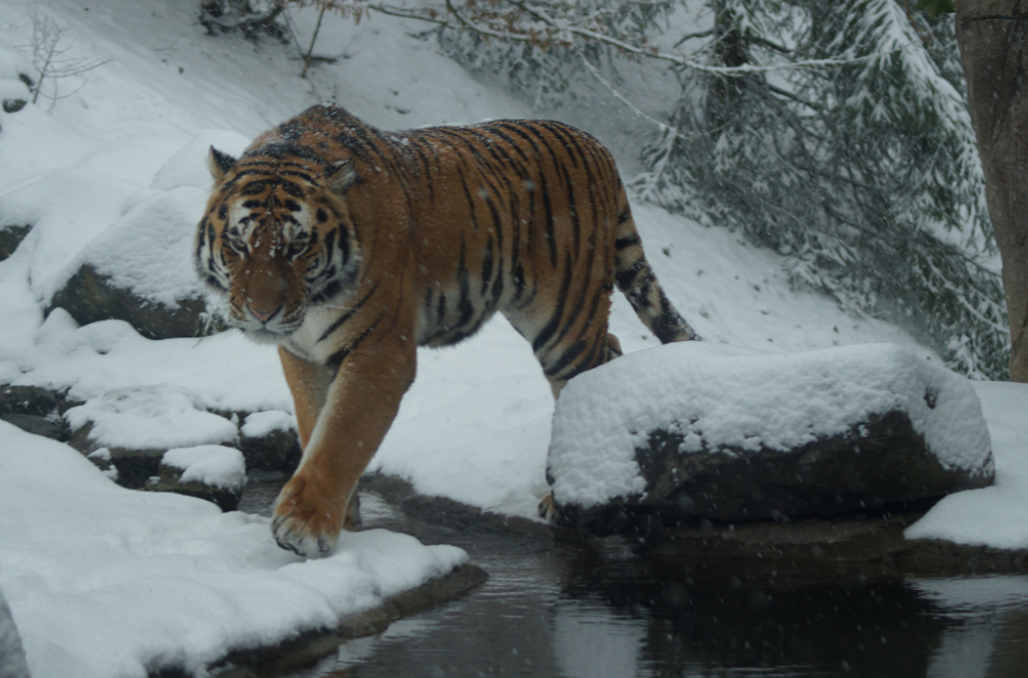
(148, 130, 251, 193)
(548, 342, 992, 509)
(906, 382, 1028, 549)
(0, 421, 467, 678)
(0, 171, 139, 301)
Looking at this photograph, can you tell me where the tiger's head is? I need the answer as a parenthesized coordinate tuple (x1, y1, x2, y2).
(194, 146, 362, 344)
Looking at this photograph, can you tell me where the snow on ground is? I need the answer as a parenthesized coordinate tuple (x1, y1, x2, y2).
(0, 422, 465, 678)
(906, 382, 1028, 548)
(0, 0, 1026, 676)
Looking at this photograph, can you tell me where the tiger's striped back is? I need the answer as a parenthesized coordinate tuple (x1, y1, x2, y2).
(385, 116, 698, 390)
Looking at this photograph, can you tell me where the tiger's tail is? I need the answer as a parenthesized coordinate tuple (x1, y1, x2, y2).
(612, 206, 700, 344)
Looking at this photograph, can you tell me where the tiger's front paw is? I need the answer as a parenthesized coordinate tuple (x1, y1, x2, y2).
(271, 476, 346, 558)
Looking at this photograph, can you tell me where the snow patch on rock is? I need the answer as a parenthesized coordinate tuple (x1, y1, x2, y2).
(163, 445, 246, 491)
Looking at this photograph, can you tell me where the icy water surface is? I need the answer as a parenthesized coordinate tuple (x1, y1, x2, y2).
(242, 484, 1028, 678)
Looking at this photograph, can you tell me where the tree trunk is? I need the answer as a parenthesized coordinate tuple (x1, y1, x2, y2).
(955, 1, 1028, 381)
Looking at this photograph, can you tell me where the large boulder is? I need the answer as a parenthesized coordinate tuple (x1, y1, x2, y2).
(547, 342, 995, 536)
(43, 130, 250, 340)
(45, 186, 218, 340)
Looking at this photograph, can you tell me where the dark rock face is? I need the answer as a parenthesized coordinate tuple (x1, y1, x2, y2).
(641, 409, 991, 520)
(0, 385, 60, 417)
(0, 585, 31, 678)
(47, 263, 218, 340)
(0, 224, 31, 261)
(238, 414, 302, 474)
(563, 408, 994, 537)
(2, 98, 26, 113)
(0, 385, 73, 441)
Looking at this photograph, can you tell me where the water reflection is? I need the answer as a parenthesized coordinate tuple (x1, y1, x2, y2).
(266, 491, 1028, 678)
(552, 599, 646, 678)
(911, 577, 1028, 678)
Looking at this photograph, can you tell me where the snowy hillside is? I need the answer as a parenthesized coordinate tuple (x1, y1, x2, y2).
(1, 2, 1027, 677)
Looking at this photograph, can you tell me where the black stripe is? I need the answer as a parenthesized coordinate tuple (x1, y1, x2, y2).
(543, 339, 587, 378)
(615, 260, 647, 292)
(540, 178, 557, 268)
(560, 163, 581, 255)
(436, 292, 447, 326)
(317, 281, 379, 343)
(327, 314, 382, 369)
(456, 237, 475, 328)
(456, 165, 480, 231)
(511, 264, 527, 304)
(615, 234, 641, 250)
(480, 234, 494, 296)
(532, 256, 575, 353)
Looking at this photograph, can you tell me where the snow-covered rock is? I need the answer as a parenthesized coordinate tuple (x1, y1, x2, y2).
(40, 130, 249, 339)
(238, 410, 302, 473)
(148, 444, 247, 511)
(45, 186, 217, 340)
(66, 383, 239, 487)
(547, 342, 995, 534)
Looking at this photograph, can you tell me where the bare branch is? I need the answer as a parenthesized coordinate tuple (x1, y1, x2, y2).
(362, 1, 895, 77)
(22, 12, 110, 109)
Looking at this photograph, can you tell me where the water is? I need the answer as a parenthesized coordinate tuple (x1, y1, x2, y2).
(241, 483, 1028, 678)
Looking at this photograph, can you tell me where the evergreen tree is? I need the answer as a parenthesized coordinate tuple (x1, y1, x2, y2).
(634, 0, 1007, 379)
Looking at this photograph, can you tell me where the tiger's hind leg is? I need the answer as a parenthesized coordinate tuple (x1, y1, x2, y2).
(535, 331, 623, 520)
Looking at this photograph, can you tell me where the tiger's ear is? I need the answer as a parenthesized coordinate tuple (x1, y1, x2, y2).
(208, 146, 237, 182)
(326, 159, 359, 196)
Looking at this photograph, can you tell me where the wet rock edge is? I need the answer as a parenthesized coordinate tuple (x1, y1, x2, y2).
(642, 510, 1028, 585)
(363, 472, 1028, 582)
(152, 561, 488, 678)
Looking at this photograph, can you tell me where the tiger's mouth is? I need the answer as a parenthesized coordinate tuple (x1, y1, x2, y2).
(231, 313, 305, 344)
(244, 326, 292, 344)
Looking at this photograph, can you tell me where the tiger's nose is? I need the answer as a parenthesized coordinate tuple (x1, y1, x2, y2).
(249, 305, 280, 323)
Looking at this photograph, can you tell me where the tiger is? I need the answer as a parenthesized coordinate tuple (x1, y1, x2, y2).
(194, 104, 699, 557)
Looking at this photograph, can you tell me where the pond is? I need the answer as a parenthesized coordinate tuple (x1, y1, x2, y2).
(240, 480, 1028, 678)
